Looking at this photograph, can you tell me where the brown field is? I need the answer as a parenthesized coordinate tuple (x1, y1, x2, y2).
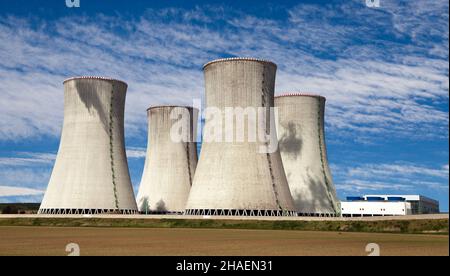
(0, 226, 448, 256)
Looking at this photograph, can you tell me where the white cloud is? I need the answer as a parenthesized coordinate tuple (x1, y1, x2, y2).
(126, 147, 147, 159)
(0, 152, 56, 166)
(0, 185, 44, 197)
(0, 152, 54, 194)
(347, 163, 449, 179)
(0, 168, 51, 187)
(336, 180, 412, 192)
(333, 162, 449, 194)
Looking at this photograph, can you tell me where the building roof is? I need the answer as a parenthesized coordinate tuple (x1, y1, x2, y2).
(203, 57, 277, 69)
(63, 76, 128, 87)
(275, 93, 326, 100)
(344, 195, 439, 204)
(146, 105, 198, 112)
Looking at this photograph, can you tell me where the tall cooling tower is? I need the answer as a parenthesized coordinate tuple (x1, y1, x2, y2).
(185, 58, 296, 216)
(275, 93, 340, 217)
(39, 77, 138, 215)
(136, 106, 198, 214)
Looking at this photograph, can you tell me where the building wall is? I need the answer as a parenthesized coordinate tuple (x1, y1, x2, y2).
(340, 201, 412, 217)
(39, 77, 137, 214)
(275, 94, 340, 216)
(363, 195, 440, 214)
(417, 197, 440, 214)
(185, 58, 296, 215)
(136, 106, 198, 213)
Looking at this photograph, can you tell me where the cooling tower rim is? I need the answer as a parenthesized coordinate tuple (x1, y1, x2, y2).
(146, 105, 199, 112)
(203, 57, 277, 69)
(63, 76, 128, 87)
(275, 93, 326, 100)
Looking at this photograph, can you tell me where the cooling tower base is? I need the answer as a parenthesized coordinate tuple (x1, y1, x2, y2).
(185, 209, 297, 217)
(38, 208, 138, 215)
(297, 212, 338, 217)
(139, 211, 184, 215)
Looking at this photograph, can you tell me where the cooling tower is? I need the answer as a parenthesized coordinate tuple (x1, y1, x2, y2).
(185, 58, 296, 216)
(275, 93, 340, 217)
(39, 77, 138, 215)
(136, 106, 198, 214)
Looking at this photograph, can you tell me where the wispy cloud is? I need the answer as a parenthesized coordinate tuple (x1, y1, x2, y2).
(0, 185, 44, 197)
(0, 152, 56, 166)
(336, 180, 412, 193)
(0, 152, 53, 202)
(126, 147, 147, 159)
(347, 163, 449, 179)
(334, 162, 449, 194)
(0, 167, 51, 188)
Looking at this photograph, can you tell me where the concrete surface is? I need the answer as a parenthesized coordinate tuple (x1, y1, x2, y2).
(275, 94, 340, 216)
(39, 77, 137, 214)
(1, 213, 446, 222)
(136, 106, 198, 213)
(185, 58, 296, 215)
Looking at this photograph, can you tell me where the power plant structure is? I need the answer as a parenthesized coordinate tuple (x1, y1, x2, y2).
(136, 106, 198, 214)
(185, 58, 297, 216)
(37, 59, 344, 218)
(39, 77, 138, 215)
(275, 93, 340, 217)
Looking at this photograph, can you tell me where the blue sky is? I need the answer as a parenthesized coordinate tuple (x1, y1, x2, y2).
(0, 0, 448, 211)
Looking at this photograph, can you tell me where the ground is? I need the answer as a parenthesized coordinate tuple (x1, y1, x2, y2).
(0, 215, 448, 256)
(0, 226, 448, 256)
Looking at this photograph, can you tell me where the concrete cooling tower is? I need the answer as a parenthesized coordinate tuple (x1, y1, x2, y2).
(39, 77, 138, 215)
(185, 58, 296, 216)
(136, 106, 198, 214)
(275, 93, 340, 217)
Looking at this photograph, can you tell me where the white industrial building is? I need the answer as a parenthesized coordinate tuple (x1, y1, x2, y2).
(341, 201, 412, 217)
(363, 195, 440, 214)
(341, 195, 440, 217)
(275, 93, 340, 217)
